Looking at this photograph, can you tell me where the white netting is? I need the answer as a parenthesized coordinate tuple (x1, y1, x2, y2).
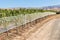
(0, 12, 56, 34)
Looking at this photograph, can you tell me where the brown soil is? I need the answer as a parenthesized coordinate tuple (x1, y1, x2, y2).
(0, 14, 60, 40)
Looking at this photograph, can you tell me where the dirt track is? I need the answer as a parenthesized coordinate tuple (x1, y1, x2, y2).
(0, 14, 60, 40)
(27, 15, 60, 40)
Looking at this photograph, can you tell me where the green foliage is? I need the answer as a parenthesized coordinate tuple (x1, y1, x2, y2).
(0, 8, 55, 18)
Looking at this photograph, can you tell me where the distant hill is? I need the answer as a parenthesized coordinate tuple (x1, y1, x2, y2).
(42, 5, 60, 11)
(42, 5, 60, 9)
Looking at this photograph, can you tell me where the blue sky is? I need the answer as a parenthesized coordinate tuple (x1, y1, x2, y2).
(0, 0, 60, 8)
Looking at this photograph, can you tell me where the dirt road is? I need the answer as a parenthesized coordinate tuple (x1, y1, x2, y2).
(26, 14, 60, 40)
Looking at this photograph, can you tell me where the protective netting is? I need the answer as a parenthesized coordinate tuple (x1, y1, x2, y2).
(0, 12, 55, 34)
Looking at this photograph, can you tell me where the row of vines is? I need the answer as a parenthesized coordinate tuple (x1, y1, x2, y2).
(0, 8, 56, 18)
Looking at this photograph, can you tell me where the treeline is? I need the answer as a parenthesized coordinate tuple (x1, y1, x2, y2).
(0, 8, 55, 18)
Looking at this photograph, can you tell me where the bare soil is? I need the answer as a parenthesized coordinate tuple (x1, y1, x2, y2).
(0, 14, 60, 40)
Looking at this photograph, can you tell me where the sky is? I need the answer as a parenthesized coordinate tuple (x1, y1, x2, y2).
(0, 0, 60, 8)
